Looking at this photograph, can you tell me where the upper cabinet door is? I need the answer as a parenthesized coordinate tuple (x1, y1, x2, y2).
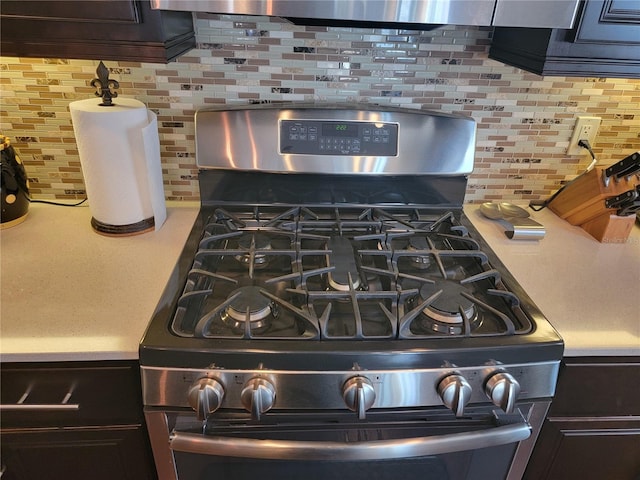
(489, 0, 640, 78)
(572, 0, 640, 44)
(0, 0, 195, 63)
(0, 1, 140, 23)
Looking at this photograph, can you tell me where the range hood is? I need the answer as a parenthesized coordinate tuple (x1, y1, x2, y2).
(151, 0, 580, 29)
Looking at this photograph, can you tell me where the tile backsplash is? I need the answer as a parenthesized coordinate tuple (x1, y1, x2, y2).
(1, 13, 639, 203)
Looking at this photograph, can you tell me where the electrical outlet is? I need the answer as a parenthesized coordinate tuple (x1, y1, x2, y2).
(567, 116, 601, 155)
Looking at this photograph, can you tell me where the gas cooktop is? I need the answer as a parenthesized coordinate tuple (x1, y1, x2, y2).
(171, 205, 532, 342)
(140, 105, 562, 370)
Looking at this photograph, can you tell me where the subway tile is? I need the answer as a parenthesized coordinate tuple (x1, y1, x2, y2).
(0, 19, 638, 203)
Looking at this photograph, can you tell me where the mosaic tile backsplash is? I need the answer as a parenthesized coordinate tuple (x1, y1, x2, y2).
(1, 13, 639, 203)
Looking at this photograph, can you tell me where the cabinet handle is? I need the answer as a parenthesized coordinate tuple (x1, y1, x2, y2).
(0, 390, 79, 411)
(0, 403, 80, 411)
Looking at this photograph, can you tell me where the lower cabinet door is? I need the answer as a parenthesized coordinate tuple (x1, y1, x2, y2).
(1, 425, 156, 480)
(523, 417, 640, 480)
(523, 356, 640, 480)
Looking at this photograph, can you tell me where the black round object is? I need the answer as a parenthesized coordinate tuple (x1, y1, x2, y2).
(1, 137, 30, 228)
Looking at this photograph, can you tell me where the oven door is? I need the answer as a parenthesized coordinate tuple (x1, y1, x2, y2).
(146, 402, 548, 480)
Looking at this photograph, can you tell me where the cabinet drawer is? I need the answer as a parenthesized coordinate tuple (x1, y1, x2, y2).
(549, 357, 640, 417)
(0, 360, 145, 428)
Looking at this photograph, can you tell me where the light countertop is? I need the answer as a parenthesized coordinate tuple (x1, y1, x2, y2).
(1, 202, 638, 363)
(1, 202, 199, 362)
(464, 205, 640, 357)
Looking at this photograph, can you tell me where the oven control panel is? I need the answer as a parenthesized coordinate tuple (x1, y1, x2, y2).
(279, 119, 398, 156)
(142, 361, 559, 419)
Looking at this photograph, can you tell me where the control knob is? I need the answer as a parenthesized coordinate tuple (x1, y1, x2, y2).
(187, 377, 225, 421)
(241, 377, 276, 421)
(342, 376, 376, 419)
(484, 371, 520, 414)
(437, 373, 472, 417)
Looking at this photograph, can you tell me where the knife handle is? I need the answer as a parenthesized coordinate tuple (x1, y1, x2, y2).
(617, 202, 640, 217)
(604, 151, 640, 179)
(605, 188, 639, 209)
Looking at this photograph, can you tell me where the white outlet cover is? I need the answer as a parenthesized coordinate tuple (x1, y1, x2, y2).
(567, 116, 601, 155)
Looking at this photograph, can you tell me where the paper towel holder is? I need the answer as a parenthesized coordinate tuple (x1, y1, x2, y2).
(90, 61, 119, 107)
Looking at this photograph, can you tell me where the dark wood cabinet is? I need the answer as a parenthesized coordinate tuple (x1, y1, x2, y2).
(489, 0, 640, 78)
(524, 357, 640, 479)
(0, 360, 157, 480)
(0, 0, 195, 63)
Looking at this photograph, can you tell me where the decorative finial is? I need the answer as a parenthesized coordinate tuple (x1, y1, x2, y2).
(90, 61, 119, 106)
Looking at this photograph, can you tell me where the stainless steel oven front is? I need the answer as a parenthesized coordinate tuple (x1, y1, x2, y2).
(145, 399, 549, 480)
(142, 360, 557, 480)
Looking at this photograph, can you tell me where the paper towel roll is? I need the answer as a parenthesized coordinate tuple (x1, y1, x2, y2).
(69, 97, 167, 235)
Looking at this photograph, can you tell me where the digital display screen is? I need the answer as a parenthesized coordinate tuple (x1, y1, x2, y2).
(322, 122, 358, 137)
(280, 119, 398, 156)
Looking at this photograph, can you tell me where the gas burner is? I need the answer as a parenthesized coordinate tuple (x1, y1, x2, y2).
(407, 236, 432, 270)
(221, 286, 275, 332)
(326, 236, 361, 291)
(418, 280, 480, 334)
(234, 233, 272, 267)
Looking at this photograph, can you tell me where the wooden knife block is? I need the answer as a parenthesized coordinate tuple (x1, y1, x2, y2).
(580, 213, 636, 243)
(548, 166, 639, 225)
(548, 166, 639, 242)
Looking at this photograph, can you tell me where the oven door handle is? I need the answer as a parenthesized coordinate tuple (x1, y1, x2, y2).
(169, 420, 531, 461)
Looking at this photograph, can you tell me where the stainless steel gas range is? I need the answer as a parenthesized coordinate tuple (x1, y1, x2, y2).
(140, 105, 563, 480)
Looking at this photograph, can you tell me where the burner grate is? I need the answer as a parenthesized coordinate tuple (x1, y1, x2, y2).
(170, 207, 532, 340)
